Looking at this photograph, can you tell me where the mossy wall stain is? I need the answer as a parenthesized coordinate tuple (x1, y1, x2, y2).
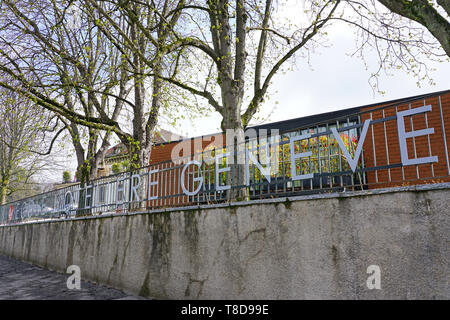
(147, 212, 172, 298)
(66, 222, 76, 267)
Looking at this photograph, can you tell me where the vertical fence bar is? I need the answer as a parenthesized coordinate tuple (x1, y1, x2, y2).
(438, 95, 450, 175)
(396, 105, 405, 181)
(370, 112, 378, 184)
(382, 109, 392, 182)
(346, 117, 355, 189)
(336, 120, 343, 188)
(423, 99, 434, 178)
(357, 114, 367, 186)
(408, 103, 420, 179)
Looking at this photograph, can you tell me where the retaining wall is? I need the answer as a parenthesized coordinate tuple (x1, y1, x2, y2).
(0, 184, 449, 299)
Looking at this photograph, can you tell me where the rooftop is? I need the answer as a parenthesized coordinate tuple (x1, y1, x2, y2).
(105, 128, 185, 158)
(162, 88, 450, 144)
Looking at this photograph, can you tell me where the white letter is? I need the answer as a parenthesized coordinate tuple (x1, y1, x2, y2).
(246, 144, 271, 185)
(116, 177, 126, 204)
(397, 105, 438, 166)
(84, 185, 92, 209)
(216, 152, 231, 191)
(290, 134, 313, 181)
(331, 119, 370, 172)
(64, 191, 74, 214)
(66, 265, 81, 290)
(246, 129, 280, 185)
(181, 161, 204, 196)
(366, 265, 381, 290)
(130, 174, 141, 202)
(147, 168, 159, 200)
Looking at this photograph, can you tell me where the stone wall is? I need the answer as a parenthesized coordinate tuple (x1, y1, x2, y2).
(0, 184, 449, 299)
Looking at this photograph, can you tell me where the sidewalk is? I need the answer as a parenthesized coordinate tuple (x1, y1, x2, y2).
(0, 254, 147, 300)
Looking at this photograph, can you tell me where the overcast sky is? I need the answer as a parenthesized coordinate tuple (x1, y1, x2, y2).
(59, 9, 450, 182)
(169, 22, 450, 138)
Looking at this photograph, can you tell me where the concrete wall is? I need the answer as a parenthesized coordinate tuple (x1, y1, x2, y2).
(0, 184, 449, 299)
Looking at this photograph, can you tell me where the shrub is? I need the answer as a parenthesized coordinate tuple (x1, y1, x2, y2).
(62, 171, 72, 183)
(111, 163, 122, 174)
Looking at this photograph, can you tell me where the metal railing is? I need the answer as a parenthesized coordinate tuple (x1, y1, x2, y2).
(1, 92, 449, 225)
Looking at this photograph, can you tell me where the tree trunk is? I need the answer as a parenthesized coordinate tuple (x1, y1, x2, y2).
(76, 161, 90, 217)
(221, 89, 248, 201)
(0, 178, 9, 205)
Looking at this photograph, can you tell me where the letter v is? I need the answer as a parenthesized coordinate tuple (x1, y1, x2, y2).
(330, 119, 370, 173)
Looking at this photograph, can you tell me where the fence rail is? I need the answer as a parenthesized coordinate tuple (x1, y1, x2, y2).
(2, 92, 450, 225)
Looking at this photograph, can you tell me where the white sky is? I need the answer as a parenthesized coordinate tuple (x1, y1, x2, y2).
(58, 10, 450, 183)
(169, 20, 450, 138)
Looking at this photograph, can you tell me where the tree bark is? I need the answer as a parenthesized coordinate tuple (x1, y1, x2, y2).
(0, 178, 9, 205)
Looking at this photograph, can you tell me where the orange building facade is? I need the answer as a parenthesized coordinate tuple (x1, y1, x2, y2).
(147, 89, 450, 204)
(360, 91, 450, 188)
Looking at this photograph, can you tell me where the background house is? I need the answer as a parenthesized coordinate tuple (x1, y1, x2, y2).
(100, 129, 185, 177)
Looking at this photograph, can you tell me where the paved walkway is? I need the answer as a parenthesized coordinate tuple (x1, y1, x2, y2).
(0, 254, 147, 300)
